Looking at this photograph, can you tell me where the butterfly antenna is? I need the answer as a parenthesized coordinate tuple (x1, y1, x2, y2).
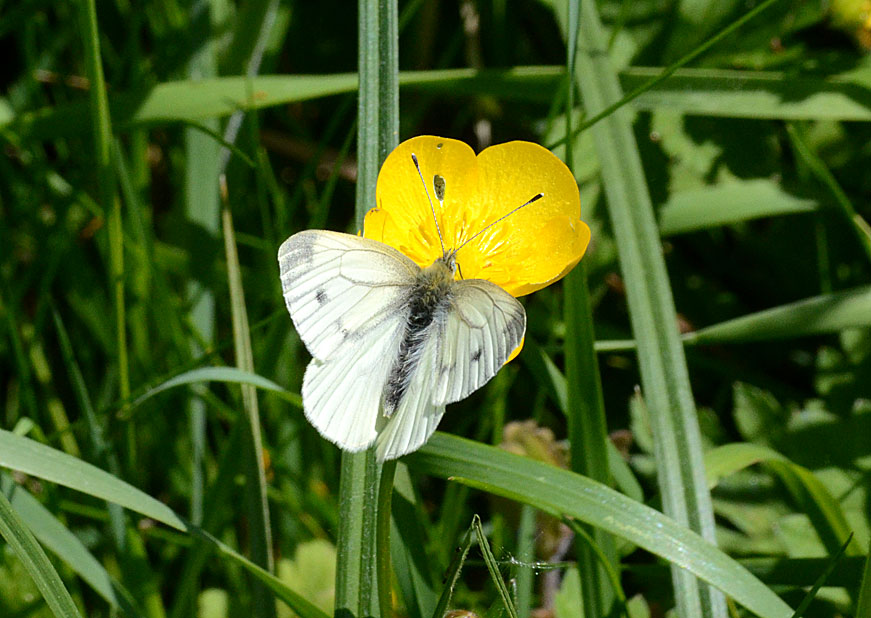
(411, 153, 447, 256)
(456, 192, 544, 252)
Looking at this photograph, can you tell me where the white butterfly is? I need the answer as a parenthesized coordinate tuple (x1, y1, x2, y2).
(278, 156, 535, 461)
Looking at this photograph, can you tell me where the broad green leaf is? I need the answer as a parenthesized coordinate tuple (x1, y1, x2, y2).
(704, 443, 863, 556)
(659, 179, 817, 236)
(407, 434, 794, 618)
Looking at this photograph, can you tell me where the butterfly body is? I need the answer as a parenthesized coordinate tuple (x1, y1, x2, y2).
(279, 230, 525, 461)
(384, 257, 454, 417)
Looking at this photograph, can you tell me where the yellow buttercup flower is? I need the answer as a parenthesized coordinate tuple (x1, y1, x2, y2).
(364, 136, 590, 299)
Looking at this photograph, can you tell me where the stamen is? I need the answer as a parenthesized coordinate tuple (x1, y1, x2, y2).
(457, 192, 544, 252)
(411, 153, 447, 257)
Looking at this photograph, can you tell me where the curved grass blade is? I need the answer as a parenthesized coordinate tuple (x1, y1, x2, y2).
(432, 520, 474, 618)
(222, 193, 275, 617)
(406, 433, 795, 618)
(790, 534, 854, 618)
(787, 123, 871, 264)
(549, 0, 783, 149)
(472, 514, 518, 618)
(2, 476, 141, 616)
(0, 486, 83, 618)
(129, 366, 301, 410)
(689, 284, 871, 343)
(598, 284, 871, 352)
(0, 429, 328, 618)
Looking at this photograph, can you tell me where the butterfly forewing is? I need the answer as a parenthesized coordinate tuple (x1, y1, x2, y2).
(278, 230, 418, 361)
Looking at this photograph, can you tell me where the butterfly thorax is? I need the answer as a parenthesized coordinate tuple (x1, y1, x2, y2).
(382, 258, 455, 417)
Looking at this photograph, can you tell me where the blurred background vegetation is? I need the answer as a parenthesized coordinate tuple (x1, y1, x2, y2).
(1, 0, 871, 616)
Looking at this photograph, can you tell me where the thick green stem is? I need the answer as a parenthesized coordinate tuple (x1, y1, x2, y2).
(334, 0, 399, 615)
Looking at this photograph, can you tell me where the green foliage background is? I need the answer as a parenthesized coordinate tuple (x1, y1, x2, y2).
(1, 0, 871, 617)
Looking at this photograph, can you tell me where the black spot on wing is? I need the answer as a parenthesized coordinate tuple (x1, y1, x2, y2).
(316, 289, 328, 306)
(470, 348, 482, 362)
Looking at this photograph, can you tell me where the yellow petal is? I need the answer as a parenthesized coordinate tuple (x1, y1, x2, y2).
(467, 141, 591, 296)
(366, 136, 479, 268)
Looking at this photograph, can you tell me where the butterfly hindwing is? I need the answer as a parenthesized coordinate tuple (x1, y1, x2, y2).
(432, 279, 526, 406)
(278, 230, 418, 361)
(304, 315, 406, 451)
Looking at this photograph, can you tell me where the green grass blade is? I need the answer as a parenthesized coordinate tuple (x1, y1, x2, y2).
(129, 366, 301, 410)
(551, 0, 783, 148)
(432, 521, 475, 618)
(333, 0, 400, 616)
(472, 514, 518, 618)
(628, 556, 866, 588)
(78, 0, 128, 412)
(390, 464, 437, 618)
(622, 67, 871, 121)
(790, 535, 853, 618)
(183, 8, 221, 533)
(10, 65, 871, 142)
(563, 1, 618, 614)
(221, 202, 275, 617)
(569, 1, 724, 615)
(0, 485, 83, 618)
(786, 122, 871, 264)
(598, 285, 871, 351)
(857, 538, 871, 617)
(51, 305, 128, 550)
(0, 429, 327, 618)
(407, 434, 795, 618)
(2, 476, 141, 616)
(689, 284, 871, 343)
